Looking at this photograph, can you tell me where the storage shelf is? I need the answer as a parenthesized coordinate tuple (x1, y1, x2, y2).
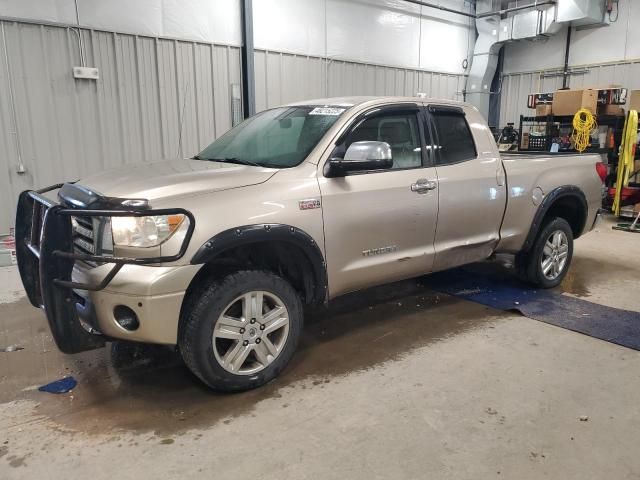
(518, 114, 626, 153)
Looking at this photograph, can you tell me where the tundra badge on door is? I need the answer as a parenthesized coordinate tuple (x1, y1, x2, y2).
(299, 199, 321, 210)
(362, 245, 399, 257)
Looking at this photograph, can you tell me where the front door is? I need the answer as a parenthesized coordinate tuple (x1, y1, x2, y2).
(319, 104, 439, 298)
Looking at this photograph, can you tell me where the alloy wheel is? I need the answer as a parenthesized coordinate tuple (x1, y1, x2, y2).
(541, 230, 569, 281)
(212, 291, 290, 375)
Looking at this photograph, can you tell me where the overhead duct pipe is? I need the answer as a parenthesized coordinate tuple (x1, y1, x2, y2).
(465, 0, 502, 121)
(465, 0, 607, 119)
(477, 0, 557, 18)
(401, 0, 559, 19)
(402, 0, 476, 18)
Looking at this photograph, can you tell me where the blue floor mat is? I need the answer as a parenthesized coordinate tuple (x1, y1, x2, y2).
(426, 268, 640, 351)
(38, 376, 77, 394)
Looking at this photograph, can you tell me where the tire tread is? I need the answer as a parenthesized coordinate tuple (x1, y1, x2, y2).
(179, 270, 303, 392)
(515, 217, 573, 288)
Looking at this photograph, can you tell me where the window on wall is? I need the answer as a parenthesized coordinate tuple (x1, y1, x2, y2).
(430, 111, 477, 165)
(343, 112, 423, 170)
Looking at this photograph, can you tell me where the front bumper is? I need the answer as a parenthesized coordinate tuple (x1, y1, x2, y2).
(73, 263, 201, 344)
(15, 183, 195, 353)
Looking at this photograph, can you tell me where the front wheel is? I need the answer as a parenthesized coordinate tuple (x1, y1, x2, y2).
(179, 270, 303, 392)
(516, 217, 574, 288)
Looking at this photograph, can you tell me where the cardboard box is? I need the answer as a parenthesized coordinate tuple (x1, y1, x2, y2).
(536, 104, 553, 116)
(552, 89, 598, 116)
(630, 90, 640, 112)
(634, 159, 640, 173)
(558, 85, 627, 105)
(598, 104, 625, 116)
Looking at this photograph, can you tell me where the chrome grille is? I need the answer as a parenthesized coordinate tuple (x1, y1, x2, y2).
(30, 201, 48, 248)
(72, 216, 96, 256)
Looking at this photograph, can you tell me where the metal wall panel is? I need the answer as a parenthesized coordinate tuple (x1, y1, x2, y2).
(499, 60, 640, 128)
(0, 18, 465, 233)
(253, 0, 474, 74)
(254, 49, 466, 110)
(0, 19, 241, 233)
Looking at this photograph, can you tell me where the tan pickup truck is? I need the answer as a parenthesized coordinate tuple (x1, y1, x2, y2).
(16, 96, 604, 391)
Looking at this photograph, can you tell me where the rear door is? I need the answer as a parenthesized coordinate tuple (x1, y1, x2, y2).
(425, 104, 507, 271)
(319, 104, 439, 297)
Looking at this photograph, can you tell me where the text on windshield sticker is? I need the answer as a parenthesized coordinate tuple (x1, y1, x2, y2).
(309, 107, 345, 116)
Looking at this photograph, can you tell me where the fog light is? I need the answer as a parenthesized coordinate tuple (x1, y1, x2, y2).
(114, 305, 139, 331)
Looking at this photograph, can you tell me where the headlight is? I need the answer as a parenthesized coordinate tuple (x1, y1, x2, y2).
(111, 214, 186, 247)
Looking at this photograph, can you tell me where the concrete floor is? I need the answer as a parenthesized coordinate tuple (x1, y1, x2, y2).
(1, 215, 639, 479)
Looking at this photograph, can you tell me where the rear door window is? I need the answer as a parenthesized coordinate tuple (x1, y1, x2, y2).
(430, 109, 477, 165)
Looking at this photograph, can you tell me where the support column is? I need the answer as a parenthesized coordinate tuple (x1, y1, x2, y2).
(240, 0, 255, 118)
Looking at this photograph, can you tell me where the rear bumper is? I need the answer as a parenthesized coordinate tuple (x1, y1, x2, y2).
(15, 183, 195, 353)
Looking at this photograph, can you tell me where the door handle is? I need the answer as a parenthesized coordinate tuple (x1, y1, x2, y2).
(411, 179, 437, 193)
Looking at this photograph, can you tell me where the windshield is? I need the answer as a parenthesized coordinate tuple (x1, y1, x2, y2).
(195, 106, 348, 168)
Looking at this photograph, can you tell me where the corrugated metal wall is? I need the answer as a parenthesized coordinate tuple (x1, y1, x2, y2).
(0, 19, 241, 233)
(254, 49, 466, 111)
(0, 19, 467, 233)
(499, 60, 640, 127)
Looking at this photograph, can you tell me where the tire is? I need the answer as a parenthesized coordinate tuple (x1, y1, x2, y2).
(179, 270, 303, 392)
(515, 217, 574, 288)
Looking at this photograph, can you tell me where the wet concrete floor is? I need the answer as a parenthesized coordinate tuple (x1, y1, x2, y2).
(1, 276, 504, 435)
(1, 215, 639, 479)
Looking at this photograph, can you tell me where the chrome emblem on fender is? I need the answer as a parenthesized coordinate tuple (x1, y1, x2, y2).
(298, 199, 321, 210)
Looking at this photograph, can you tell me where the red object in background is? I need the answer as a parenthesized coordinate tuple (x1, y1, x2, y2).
(596, 162, 608, 183)
(1, 235, 15, 249)
(608, 186, 640, 206)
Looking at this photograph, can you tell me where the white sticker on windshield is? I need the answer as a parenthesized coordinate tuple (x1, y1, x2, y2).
(309, 107, 345, 116)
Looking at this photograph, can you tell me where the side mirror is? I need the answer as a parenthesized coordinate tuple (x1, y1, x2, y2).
(325, 141, 393, 177)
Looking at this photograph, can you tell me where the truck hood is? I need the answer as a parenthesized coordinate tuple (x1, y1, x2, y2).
(76, 159, 278, 203)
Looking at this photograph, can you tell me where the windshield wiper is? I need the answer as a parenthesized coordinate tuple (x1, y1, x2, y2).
(199, 156, 262, 167)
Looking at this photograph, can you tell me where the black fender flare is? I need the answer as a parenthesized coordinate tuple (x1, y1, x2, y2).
(521, 185, 588, 252)
(190, 224, 327, 304)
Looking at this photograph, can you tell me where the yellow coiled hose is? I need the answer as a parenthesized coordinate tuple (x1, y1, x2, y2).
(612, 109, 639, 216)
(571, 108, 597, 153)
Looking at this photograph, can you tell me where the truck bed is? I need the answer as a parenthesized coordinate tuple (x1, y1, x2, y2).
(496, 151, 604, 253)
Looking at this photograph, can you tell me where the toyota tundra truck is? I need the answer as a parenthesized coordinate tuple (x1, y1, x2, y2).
(16, 96, 604, 391)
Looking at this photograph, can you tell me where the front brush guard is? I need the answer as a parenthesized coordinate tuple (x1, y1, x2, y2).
(15, 183, 195, 353)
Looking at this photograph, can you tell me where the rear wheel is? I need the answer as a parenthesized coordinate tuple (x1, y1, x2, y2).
(516, 217, 573, 288)
(179, 270, 303, 391)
